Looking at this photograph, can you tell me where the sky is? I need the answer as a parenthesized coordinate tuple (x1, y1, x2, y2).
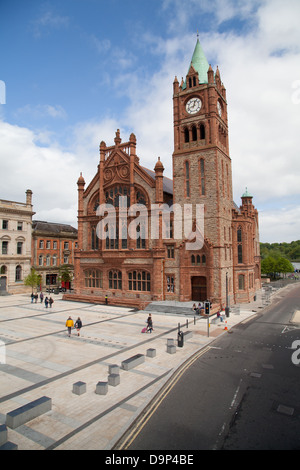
(0, 0, 300, 243)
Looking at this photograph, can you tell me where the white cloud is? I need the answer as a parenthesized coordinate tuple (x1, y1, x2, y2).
(30, 10, 70, 38)
(259, 205, 300, 243)
(15, 104, 67, 120)
(0, 121, 80, 226)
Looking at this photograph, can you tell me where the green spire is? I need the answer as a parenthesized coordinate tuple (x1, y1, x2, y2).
(182, 38, 210, 89)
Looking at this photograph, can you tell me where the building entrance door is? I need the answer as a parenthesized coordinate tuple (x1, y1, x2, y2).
(191, 276, 207, 301)
(0, 277, 7, 293)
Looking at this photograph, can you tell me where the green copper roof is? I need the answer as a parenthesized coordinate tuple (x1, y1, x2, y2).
(242, 187, 253, 198)
(182, 39, 210, 89)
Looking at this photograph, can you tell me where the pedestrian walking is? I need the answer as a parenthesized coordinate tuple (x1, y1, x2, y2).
(66, 316, 74, 337)
(49, 297, 54, 308)
(44, 296, 49, 308)
(31, 293, 34, 303)
(74, 317, 82, 336)
(146, 314, 153, 333)
(40, 292, 44, 303)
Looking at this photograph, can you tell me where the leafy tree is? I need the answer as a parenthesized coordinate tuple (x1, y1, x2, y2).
(275, 257, 294, 275)
(260, 240, 300, 261)
(58, 265, 73, 288)
(261, 256, 276, 277)
(261, 256, 294, 278)
(24, 268, 41, 293)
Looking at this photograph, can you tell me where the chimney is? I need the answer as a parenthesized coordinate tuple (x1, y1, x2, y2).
(26, 189, 33, 206)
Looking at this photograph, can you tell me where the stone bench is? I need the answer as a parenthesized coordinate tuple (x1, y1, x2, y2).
(108, 373, 120, 386)
(121, 354, 145, 371)
(0, 424, 7, 446)
(108, 364, 120, 375)
(146, 348, 156, 358)
(95, 381, 108, 395)
(6, 396, 52, 429)
(167, 344, 176, 354)
(182, 331, 193, 341)
(0, 423, 18, 450)
(72, 381, 86, 395)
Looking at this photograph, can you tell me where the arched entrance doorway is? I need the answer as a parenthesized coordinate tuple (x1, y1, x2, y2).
(0, 266, 7, 293)
(191, 276, 207, 301)
(0, 277, 7, 292)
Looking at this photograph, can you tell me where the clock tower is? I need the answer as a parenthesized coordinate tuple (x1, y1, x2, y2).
(172, 37, 234, 305)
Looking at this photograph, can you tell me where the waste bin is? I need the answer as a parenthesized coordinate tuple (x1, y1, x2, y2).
(178, 331, 184, 348)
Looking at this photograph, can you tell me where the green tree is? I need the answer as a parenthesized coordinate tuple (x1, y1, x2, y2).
(24, 268, 41, 293)
(275, 257, 294, 276)
(261, 256, 276, 277)
(58, 265, 73, 289)
(261, 256, 294, 279)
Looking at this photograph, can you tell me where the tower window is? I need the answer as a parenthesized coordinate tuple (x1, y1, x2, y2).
(193, 76, 197, 87)
(200, 124, 205, 140)
(184, 128, 189, 143)
(192, 126, 197, 141)
(189, 78, 192, 88)
(185, 161, 190, 197)
(199, 158, 205, 195)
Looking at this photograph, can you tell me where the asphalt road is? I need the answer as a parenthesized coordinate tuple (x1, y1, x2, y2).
(124, 283, 300, 450)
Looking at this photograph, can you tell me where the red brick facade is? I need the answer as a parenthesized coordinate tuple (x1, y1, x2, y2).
(67, 39, 261, 309)
(31, 221, 78, 290)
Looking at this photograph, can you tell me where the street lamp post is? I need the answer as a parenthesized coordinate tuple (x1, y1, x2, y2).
(225, 272, 230, 317)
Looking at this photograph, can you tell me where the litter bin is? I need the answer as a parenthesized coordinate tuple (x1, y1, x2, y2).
(178, 331, 184, 348)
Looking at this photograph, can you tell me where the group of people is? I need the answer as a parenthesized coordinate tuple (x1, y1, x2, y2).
(192, 302, 204, 315)
(31, 292, 54, 308)
(66, 316, 83, 337)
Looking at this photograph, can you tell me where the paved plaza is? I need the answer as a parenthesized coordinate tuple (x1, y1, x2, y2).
(0, 291, 270, 450)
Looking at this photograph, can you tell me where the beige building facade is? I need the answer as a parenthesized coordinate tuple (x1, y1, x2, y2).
(0, 190, 35, 294)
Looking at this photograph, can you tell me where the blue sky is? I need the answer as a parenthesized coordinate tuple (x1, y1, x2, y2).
(1, 0, 300, 243)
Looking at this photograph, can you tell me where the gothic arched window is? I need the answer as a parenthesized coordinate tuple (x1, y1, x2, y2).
(200, 124, 205, 140)
(192, 125, 197, 141)
(237, 227, 243, 264)
(85, 269, 103, 288)
(15, 265, 22, 282)
(185, 161, 190, 197)
(128, 271, 151, 292)
(109, 270, 122, 290)
(184, 128, 189, 143)
(199, 158, 205, 196)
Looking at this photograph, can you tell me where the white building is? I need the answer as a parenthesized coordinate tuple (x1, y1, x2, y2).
(0, 190, 35, 294)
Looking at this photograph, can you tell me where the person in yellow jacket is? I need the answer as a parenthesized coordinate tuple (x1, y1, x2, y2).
(66, 316, 74, 337)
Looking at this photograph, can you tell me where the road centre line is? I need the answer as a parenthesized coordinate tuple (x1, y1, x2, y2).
(115, 345, 212, 450)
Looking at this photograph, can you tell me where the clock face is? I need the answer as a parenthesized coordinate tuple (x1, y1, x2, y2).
(186, 97, 202, 115)
(217, 100, 222, 117)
